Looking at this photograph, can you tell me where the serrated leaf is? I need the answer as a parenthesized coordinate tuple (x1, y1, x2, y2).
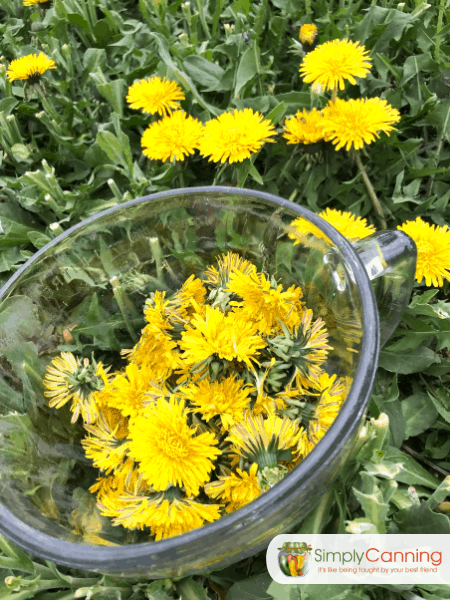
(175, 577, 211, 600)
(378, 346, 440, 374)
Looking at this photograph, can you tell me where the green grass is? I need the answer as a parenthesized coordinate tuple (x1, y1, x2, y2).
(1, 0, 450, 598)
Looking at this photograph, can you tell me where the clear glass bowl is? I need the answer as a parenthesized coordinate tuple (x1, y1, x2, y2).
(0, 187, 416, 578)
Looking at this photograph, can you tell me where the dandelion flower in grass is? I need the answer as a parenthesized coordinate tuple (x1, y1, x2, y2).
(179, 306, 266, 371)
(199, 108, 276, 164)
(128, 397, 221, 496)
(181, 375, 255, 430)
(205, 463, 262, 513)
(126, 76, 184, 116)
(141, 111, 203, 162)
(43, 352, 109, 424)
(23, 0, 50, 6)
(397, 217, 450, 287)
(299, 39, 372, 91)
(7, 53, 56, 82)
(299, 24, 318, 46)
(296, 373, 346, 458)
(282, 108, 327, 145)
(318, 208, 375, 241)
(227, 412, 299, 467)
(226, 269, 304, 334)
(322, 97, 400, 151)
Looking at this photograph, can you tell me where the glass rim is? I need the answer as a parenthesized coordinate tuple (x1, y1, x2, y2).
(0, 186, 380, 570)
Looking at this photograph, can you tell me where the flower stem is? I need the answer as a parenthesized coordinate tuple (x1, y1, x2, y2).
(354, 151, 387, 230)
(110, 276, 138, 343)
(212, 162, 228, 185)
(331, 85, 337, 102)
(426, 100, 450, 196)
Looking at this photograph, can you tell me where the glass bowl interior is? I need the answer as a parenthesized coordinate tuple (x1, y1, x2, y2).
(0, 187, 378, 576)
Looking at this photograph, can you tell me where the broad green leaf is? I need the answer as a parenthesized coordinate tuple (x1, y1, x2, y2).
(0, 247, 22, 273)
(401, 393, 438, 439)
(235, 47, 257, 97)
(96, 130, 127, 167)
(96, 79, 126, 117)
(0, 203, 42, 248)
(425, 383, 450, 424)
(353, 473, 389, 533)
(378, 347, 440, 374)
(11, 144, 30, 161)
(225, 574, 272, 600)
(183, 55, 224, 89)
(266, 581, 302, 600)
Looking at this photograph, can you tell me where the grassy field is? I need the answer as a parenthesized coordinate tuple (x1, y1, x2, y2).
(1, 0, 450, 598)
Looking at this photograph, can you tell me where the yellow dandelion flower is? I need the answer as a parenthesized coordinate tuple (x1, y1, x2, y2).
(287, 216, 330, 248)
(282, 108, 327, 145)
(397, 217, 450, 287)
(205, 463, 262, 513)
(180, 375, 255, 430)
(43, 352, 109, 424)
(227, 412, 299, 465)
(141, 111, 203, 162)
(128, 397, 221, 496)
(203, 252, 256, 289)
(126, 76, 185, 116)
(226, 269, 304, 335)
(179, 306, 266, 370)
(125, 324, 179, 379)
(299, 39, 372, 91)
(321, 97, 400, 151)
(318, 208, 375, 241)
(252, 392, 287, 417)
(296, 373, 346, 458)
(94, 363, 155, 420)
(199, 108, 276, 164)
(299, 24, 318, 46)
(23, 0, 50, 5)
(143, 290, 172, 331)
(81, 408, 130, 475)
(168, 274, 207, 321)
(7, 53, 56, 82)
(110, 493, 221, 539)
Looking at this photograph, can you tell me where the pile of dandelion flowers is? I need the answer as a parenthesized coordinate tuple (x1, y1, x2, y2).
(126, 76, 185, 116)
(141, 111, 203, 162)
(398, 217, 450, 287)
(322, 97, 400, 152)
(283, 108, 327, 145)
(199, 108, 276, 164)
(7, 53, 56, 82)
(299, 39, 372, 92)
(319, 208, 375, 241)
(127, 397, 221, 496)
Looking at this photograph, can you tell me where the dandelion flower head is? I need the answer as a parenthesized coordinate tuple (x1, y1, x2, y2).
(205, 463, 262, 513)
(283, 108, 327, 145)
(299, 24, 318, 46)
(127, 396, 221, 496)
(199, 108, 276, 164)
(126, 76, 185, 116)
(7, 53, 56, 82)
(23, 0, 50, 6)
(319, 208, 376, 241)
(322, 97, 400, 151)
(397, 217, 450, 287)
(141, 111, 203, 163)
(300, 39, 372, 91)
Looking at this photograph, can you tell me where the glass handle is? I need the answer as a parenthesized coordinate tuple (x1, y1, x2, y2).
(352, 230, 417, 348)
